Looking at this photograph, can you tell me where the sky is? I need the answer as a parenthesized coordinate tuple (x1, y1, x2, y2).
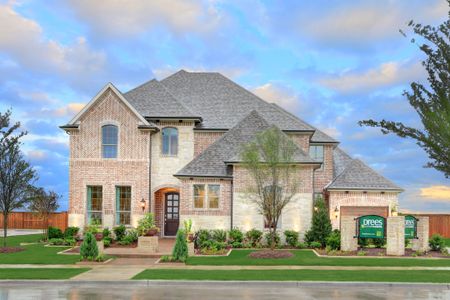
(0, 0, 449, 213)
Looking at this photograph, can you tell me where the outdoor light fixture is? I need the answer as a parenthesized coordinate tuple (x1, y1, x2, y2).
(334, 206, 339, 219)
(140, 198, 146, 212)
(314, 206, 318, 212)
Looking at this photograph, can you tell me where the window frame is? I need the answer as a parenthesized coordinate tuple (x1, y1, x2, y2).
(87, 186, 103, 225)
(309, 144, 324, 170)
(115, 186, 132, 226)
(101, 124, 119, 159)
(161, 127, 178, 156)
(193, 183, 220, 210)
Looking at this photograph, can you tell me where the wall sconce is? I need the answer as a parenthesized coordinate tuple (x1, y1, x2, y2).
(334, 206, 339, 219)
(314, 206, 318, 212)
(140, 198, 146, 212)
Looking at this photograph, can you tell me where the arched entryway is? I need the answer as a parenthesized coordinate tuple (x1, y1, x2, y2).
(154, 187, 180, 237)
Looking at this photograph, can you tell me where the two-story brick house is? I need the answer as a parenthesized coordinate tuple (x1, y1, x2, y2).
(61, 70, 403, 237)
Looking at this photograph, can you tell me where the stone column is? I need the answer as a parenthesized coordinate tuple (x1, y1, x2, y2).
(386, 216, 405, 256)
(412, 216, 429, 252)
(340, 216, 358, 252)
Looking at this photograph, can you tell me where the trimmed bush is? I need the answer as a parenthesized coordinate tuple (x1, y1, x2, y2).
(264, 231, 280, 247)
(309, 241, 321, 249)
(284, 230, 299, 247)
(80, 232, 98, 261)
(245, 229, 263, 247)
(195, 229, 210, 249)
(429, 234, 445, 251)
(296, 242, 308, 249)
(172, 229, 188, 262)
(228, 228, 244, 243)
(48, 226, 63, 239)
(64, 226, 79, 238)
(326, 230, 341, 250)
(373, 238, 386, 248)
(113, 225, 126, 241)
(358, 238, 369, 248)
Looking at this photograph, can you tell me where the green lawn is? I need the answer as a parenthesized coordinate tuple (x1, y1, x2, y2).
(0, 234, 80, 264)
(0, 268, 90, 279)
(186, 249, 450, 267)
(444, 238, 450, 247)
(133, 269, 450, 283)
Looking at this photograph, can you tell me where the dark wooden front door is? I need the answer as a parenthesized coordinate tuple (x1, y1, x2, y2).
(164, 192, 179, 236)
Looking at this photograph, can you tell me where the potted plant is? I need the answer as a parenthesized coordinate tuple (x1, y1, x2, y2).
(85, 219, 103, 241)
(137, 213, 160, 236)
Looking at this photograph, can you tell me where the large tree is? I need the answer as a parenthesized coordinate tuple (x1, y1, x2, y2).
(28, 187, 60, 241)
(241, 127, 300, 250)
(0, 110, 36, 247)
(359, 6, 450, 177)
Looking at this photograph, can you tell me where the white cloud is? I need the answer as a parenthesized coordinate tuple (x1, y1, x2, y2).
(68, 0, 223, 37)
(420, 185, 450, 201)
(319, 61, 425, 93)
(38, 103, 85, 118)
(0, 4, 106, 78)
(251, 83, 299, 111)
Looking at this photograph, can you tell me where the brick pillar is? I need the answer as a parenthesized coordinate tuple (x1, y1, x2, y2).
(340, 216, 358, 251)
(412, 216, 429, 252)
(386, 216, 405, 256)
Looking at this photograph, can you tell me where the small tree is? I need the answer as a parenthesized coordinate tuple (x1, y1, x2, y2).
(80, 232, 98, 261)
(241, 127, 300, 250)
(305, 196, 332, 248)
(28, 187, 60, 241)
(0, 110, 36, 247)
(172, 229, 188, 262)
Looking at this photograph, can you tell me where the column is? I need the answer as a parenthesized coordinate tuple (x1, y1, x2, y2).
(340, 216, 358, 251)
(412, 216, 429, 252)
(386, 216, 405, 256)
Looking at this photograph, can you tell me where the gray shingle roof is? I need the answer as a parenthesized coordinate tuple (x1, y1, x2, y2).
(175, 110, 318, 178)
(326, 157, 403, 191)
(160, 70, 316, 132)
(124, 79, 199, 118)
(333, 147, 354, 178)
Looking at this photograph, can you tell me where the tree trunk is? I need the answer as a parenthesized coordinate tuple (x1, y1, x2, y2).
(3, 212, 7, 248)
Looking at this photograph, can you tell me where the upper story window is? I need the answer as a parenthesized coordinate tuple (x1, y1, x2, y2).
(309, 145, 324, 170)
(162, 127, 178, 156)
(102, 125, 118, 158)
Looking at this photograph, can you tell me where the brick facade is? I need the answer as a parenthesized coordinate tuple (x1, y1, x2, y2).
(288, 133, 310, 153)
(194, 131, 225, 157)
(313, 144, 334, 193)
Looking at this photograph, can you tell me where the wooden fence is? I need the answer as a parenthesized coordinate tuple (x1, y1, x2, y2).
(0, 212, 68, 231)
(412, 214, 450, 238)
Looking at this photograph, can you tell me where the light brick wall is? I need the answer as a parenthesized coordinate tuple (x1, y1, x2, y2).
(288, 133, 310, 153)
(194, 131, 225, 157)
(313, 144, 334, 192)
(329, 191, 399, 230)
(68, 88, 150, 229)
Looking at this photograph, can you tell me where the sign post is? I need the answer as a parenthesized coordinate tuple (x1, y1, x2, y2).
(357, 215, 386, 239)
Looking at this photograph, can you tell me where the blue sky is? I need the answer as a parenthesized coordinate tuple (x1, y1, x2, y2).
(0, 0, 449, 212)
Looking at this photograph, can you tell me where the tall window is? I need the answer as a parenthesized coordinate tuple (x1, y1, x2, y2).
(309, 145, 324, 169)
(102, 125, 118, 158)
(193, 184, 220, 209)
(87, 186, 102, 225)
(162, 127, 178, 155)
(116, 186, 131, 225)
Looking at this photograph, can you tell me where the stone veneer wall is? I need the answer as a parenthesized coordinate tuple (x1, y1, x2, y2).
(68, 88, 150, 229)
(179, 178, 232, 231)
(194, 131, 225, 157)
(328, 191, 399, 230)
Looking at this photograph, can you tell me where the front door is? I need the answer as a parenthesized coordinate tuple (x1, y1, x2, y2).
(164, 192, 179, 236)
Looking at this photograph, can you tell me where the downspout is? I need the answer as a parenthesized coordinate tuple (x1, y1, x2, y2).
(230, 179, 234, 230)
(148, 131, 152, 213)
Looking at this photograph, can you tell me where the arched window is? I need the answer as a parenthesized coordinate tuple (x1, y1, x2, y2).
(102, 125, 118, 158)
(162, 127, 178, 155)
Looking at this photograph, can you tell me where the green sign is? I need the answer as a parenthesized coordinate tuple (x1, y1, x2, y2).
(358, 215, 385, 239)
(405, 215, 417, 239)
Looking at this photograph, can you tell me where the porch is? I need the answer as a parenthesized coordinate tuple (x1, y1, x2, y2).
(153, 186, 180, 237)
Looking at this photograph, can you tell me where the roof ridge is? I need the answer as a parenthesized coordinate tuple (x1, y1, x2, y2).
(324, 158, 357, 190)
(158, 81, 198, 117)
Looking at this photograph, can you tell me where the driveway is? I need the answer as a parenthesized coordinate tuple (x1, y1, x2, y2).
(0, 282, 449, 300)
(2, 229, 42, 237)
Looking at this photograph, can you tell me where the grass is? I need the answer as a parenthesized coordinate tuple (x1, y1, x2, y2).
(0, 234, 80, 264)
(133, 269, 450, 283)
(0, 268, 90, 279)
(186, 249, 450, 267)
(444, 238, 450, 247)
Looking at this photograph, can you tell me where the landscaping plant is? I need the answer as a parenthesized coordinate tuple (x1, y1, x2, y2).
(211, 229, 227, 242)
(48, 226, 63, 239)
(80, 232, 98, 261)
(64, 227, 79, 239)
(373, 238, 386, 248)
(304, 196, 331, 248)
(264, 231, 280, 247)
(195, 229, 211, 249)
(172, 229, 188, 262)
(229, 228, 244, 248)
(137, 213, 159, 236)
(429, 234, 445, 251)
(113, 224, 126, 241)
(245, 229, 263, 247)
(27, 187, 60, 241)
(284, 230, 299, 247)
(325, 230, 341, 250)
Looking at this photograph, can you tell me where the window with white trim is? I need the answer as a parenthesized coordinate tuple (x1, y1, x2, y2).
(193, 184, 220, 209)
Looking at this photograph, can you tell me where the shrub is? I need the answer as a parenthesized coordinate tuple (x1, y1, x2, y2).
(358, 238, 369, 248)
(284, 230, 299, 247)
(296, 242, 308, 249)
(195, 229, 210, 249)
(48, 226, 63, 239)
(373, 238, 386, 248)
(95, 254, 106, 262)
(64, 237, 76, 246)
(304, 196, 332, 248)
(172, 229, 188, 262)
(264, 231, 280, 247)
(309, 241, 321, 249)
(137, 213, 158, 236)
(64, 227, 79, 238)
(211, 229, 227, 242)
(326, 230, 340, 250)
(102, 227, 111, 239)
(228, 228, 244, 243)
(357, 250, 366, 256)
(85, 219, 101, 234)
(231, 241, 243, 248)
(113, 225, 126, 241)
(103, 239, 111, 248)
(118, 229, 139, 245)
(48, 238, 65, 245)
(245, 229, 263, 247)
(80, 232, 98, 261)
(160, 255, 174, 262)
(429, 234, 445, 251)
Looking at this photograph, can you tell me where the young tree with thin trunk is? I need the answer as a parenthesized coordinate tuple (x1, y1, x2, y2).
(241, 127, 300, 250)
(28, 187, 60, 241)
(359, 6, 450, 178)
(0, 110, 36, 247)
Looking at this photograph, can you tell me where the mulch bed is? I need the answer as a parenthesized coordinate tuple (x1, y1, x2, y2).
(317, 248, 450, 258)
(248, 250, 294, 259)
(0, 247, 25, 254)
